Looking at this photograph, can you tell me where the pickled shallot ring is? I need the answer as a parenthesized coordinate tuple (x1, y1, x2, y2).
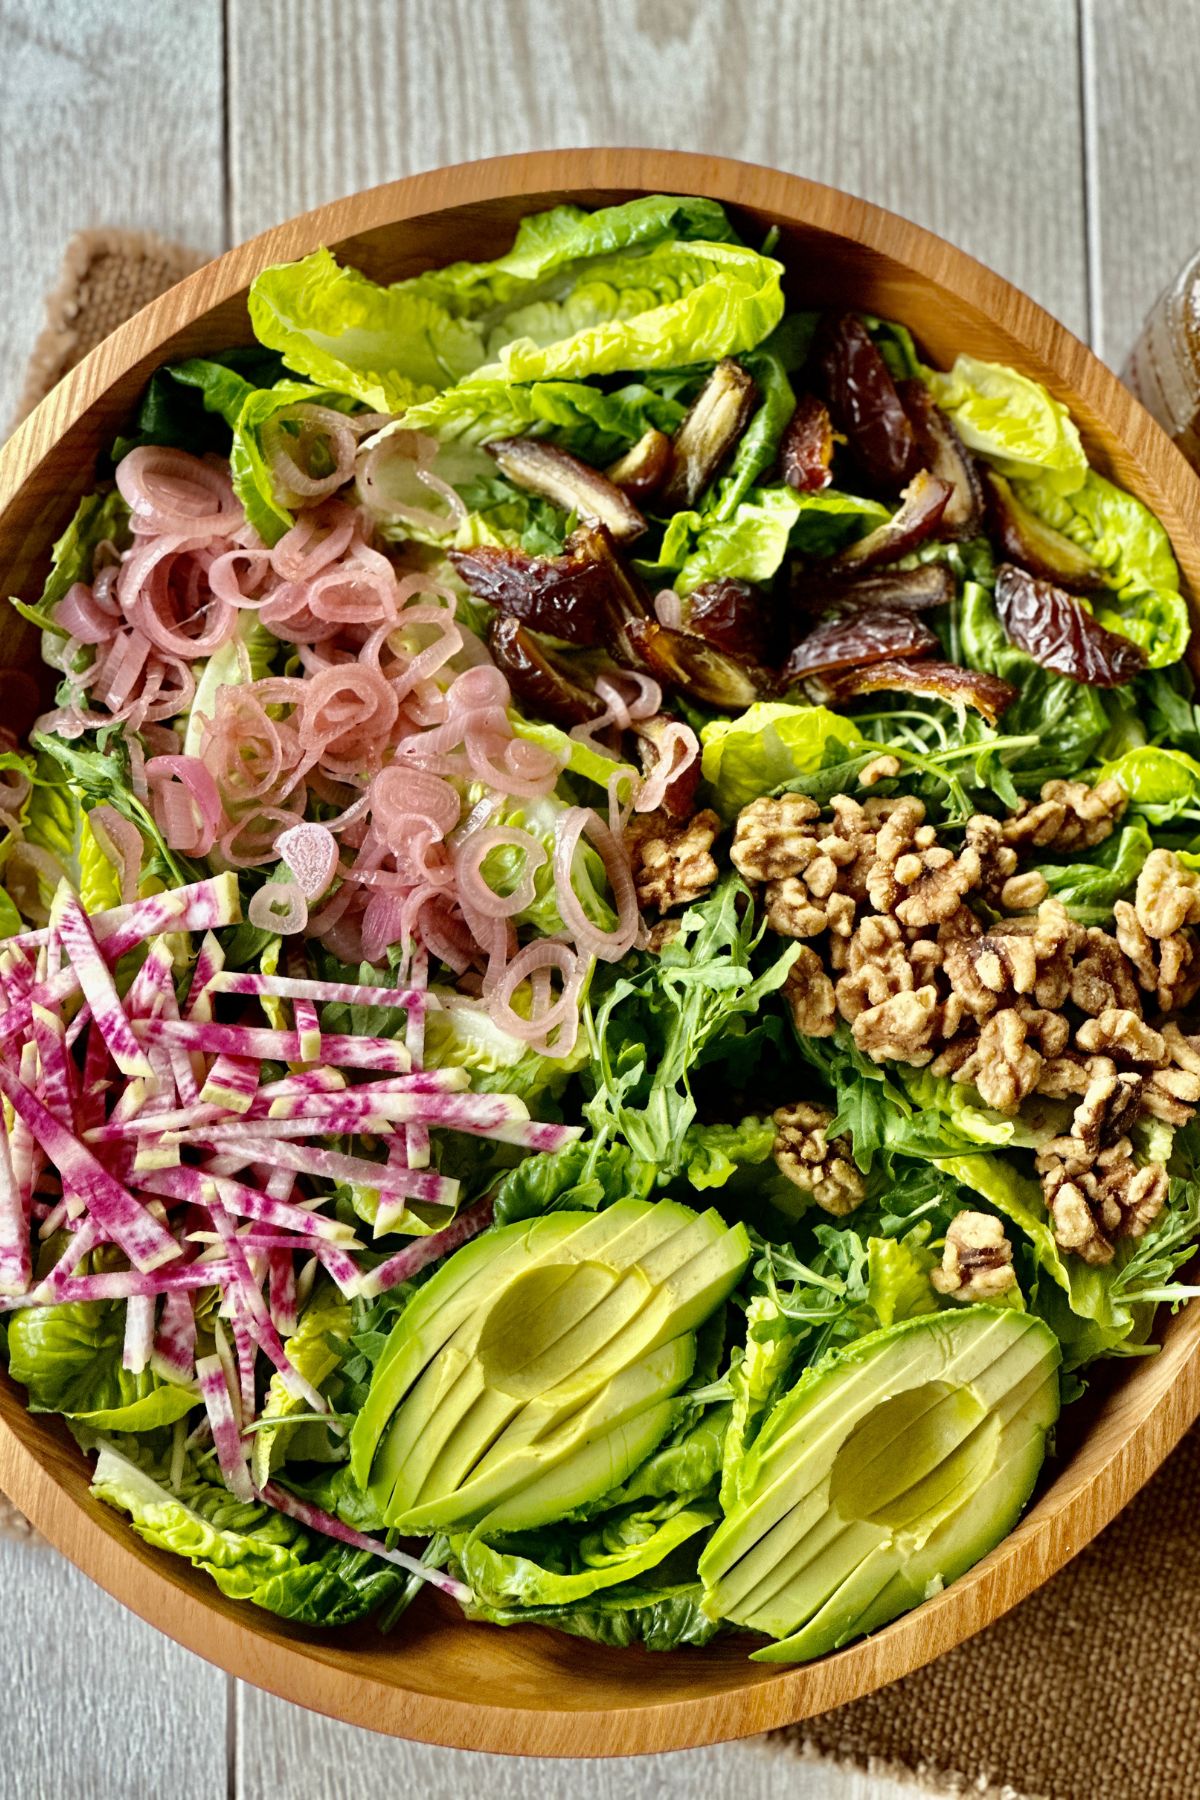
(553, 807, 639, 962)
(247, 880, 310, 936)
(276, 824, 340, 901)
(457, 826, 548, 919)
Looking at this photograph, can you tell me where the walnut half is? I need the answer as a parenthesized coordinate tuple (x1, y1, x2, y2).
(931, 1211, 1017, 1301)
(772, 1101, 866, 1216)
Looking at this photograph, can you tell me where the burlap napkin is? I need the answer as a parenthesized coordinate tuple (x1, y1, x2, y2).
(6, 232, 1200, 1800)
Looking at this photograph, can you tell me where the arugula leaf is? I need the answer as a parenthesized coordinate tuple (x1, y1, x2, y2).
(30, 728, 204, 893)
(581, 874, 797, 1176)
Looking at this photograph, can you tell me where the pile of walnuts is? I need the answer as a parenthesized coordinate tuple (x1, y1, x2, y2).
(628, 777, 1200, 1269)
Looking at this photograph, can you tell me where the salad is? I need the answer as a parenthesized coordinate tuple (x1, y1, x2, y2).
(2, 192, 1200, 1663)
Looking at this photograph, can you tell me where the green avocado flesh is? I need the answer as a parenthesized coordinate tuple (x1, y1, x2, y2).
(349, 1198, 751, 1534)
(698, 1306, 1060, 1662)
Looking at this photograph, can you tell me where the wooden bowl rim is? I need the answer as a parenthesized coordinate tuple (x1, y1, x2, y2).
(3, 147, 1200, 1757)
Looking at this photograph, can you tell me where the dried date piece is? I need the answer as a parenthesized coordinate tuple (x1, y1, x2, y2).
(814, 312, 921, 489)
(449, 533, 616, 644)
(487, 616, 605, 728)
(685, 578, 774, 663)
(623, 618, 765, 708)
(832, 470, 954, 574)
(780, 394, 836, 493)
(485, 438, 648, 542)
(660, 359, 758, 509)
(815, 657, 1018, 724)
(792, 563, 956, 616)
(783, 608, 938, 682)
(897, 379, 984, 535)
(995, 562, 1146, 687)
(986, 473, 1100, 590)
(605, 428, 672, 501)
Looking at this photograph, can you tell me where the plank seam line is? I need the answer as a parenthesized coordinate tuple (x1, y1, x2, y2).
(1078, 0, 1102, 356)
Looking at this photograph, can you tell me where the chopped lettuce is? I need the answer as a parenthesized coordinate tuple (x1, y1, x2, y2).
(251, 1283, 352, 1488)
(658, 484, 888, 595)
(477, 791, 615, 939)
(924, 353, 1087, 491)
(423, 988, 588, 1103)
(1100, 745, 1200, 825)
(699, 702, 863, 819)
(7, 1302, 196, 1430)
(401, 374, 687, 461)
(91, 1441, 405, 1625)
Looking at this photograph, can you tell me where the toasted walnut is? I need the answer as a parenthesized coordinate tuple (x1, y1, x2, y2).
(1030, 898, 1086, 1008)
(1070, 928, 1143, 1018)
(1114, 897, 1200, 1013)
(772, 1101, 866, 1216)
(867, 796, 982, 928)
(965, 813, 1019, 905)
(1000, 870, 1049, 912)
(625, 808, 720, 912)
(764, 875, 831, 939)
(851, 984, 941, 1066)
(1002, 777, 1127, 852)
(1139, 1026, 1200, 1124)
(1076, 1007, 1166, 1066)
(1133, 847, 1200, 938)
(859, 753, 901, 787)
(782, 946, 837, 1038)
(1040, 1139, 1168, 1264)
(1036, 1051, 1103, 1099)
(951, 1007, 1044, 1113)
(931, 1211, 1016, 1301)
(1016, 1003, 1071, 1059)
(834, 915, 914, 1022)
(941, 926, 1036, 1020)
(730, 795, 820, 882)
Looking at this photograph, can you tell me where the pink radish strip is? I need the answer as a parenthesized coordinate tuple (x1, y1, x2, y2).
(30, 1003, 77, 1126)
(259, 1067, 346, 1099)
(268, 1251, 298, 1335)
(358, 1196, 495, 1301)
(0, 1261, 231, 1312)
(180, 1135, 459, 1206)
(40, 1217, 103, 1300)
(208, 971, 431, 1013)
(13, 1043, 45, 1218)
(49, 886, 155, 1079)
(151, 1288, 197, 1385)
(6, 873, 241, 959)
(126, 937, 178, 1018)
(131, 1017, 411, 1073)
(186, 931, 225, 1020)
(199, 1053, 260, 1114)
(197, 1354, 253, 1499)
(292, 995, 322, 1062)
(122, 1295, 156, 1374)
(258, 1482, 470, 1601)
(137, 1165, 361, 1244)
(310, 1242, 361, 1297)
(229, 1315, 258, 1428)
(264, 1167, 295, 1203)
(76, 1022, 114, 1133)
(0, 1062, 179, 1272)
(0, 1127, 30, 1297)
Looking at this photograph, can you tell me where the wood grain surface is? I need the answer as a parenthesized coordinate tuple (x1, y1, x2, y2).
(1, 3, 1199, 1794)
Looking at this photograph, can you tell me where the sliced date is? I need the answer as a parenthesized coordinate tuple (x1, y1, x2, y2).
(814, 313, 921, 489)
(779, 394, 835, 493)
(995, 562, 1146, 686)
(814, 658, 1018, 724)
(685, 577, 775, 662)
(660, 359, 758, 509)
(487, 616, 606, 728)
(606, 428, 672, 501)
(832, 469, 953, 573)
(449, 534, 616, 645)
(485, 438, 647, 542)
(986, 473, 1100, 590)
(792, 563, 956, 616)
(624, 619, 765, 708)
(783, 607, 938, 682)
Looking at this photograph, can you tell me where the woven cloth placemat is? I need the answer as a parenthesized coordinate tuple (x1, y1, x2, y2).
(6, 231, 1200, 1800)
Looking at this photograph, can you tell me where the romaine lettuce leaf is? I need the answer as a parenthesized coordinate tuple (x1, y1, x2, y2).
(1099, 745, 1200, 825)
(454, 1500, 716, 1611)
(924, 353, 1087, 491)
(7, 1302, 196, 1430)
(90, 1441, 405, 1625)
(182, 611, 280, 760)
(21, 759, 123, 916)
(423, 988, 588, 1103)
(699, 701, 863, 819)
(10, 489, 131, 640)
(510, 713, 639, 796)
(1012, 468, 1189, 668)
(401, 374, 687, 460)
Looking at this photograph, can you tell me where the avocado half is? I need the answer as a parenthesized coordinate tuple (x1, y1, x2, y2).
(350, 1197, 751, 1534)
(698, 1306, 1061, 1662)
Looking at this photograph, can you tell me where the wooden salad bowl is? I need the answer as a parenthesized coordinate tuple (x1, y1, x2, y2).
(2, 149, 1200, 1757)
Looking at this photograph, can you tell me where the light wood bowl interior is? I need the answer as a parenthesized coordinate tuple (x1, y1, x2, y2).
(2, 149, 1199, 1757)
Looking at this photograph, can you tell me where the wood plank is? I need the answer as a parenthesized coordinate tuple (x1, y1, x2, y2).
(0, 1534, 228, 1800)
(227, 0, 1087, 336)
(235, 1682, 917, 1800)
(1085, 0, 1200, 368)
(0, 0, 225, 431)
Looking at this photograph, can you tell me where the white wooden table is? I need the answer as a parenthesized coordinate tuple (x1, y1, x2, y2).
(0, 2, 1194, 1793)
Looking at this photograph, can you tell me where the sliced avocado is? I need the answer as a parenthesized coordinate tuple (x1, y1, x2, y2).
(698, 1307, 1059, 1661)
(356, 1198, 749, 1532)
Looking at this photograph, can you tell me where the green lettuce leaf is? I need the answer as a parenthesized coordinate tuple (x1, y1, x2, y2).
(475, 791, 615, 939)
(1099, 745, 1200, 826)
(658, 484, 888, 595)
(678, 1116, 776, 1191)
(182, 611, 280, 759)
(7, 1303, 196, 1430)
(1011, 469, 1189, 668)
(423, 988, 588, 1103)
(491, 1139, 642, 1226)
(91, 1441, 404, 1625)
(10, 489, 131, 639)
(251, 1283, 352, 1488)
(248, 246, 484, 410)
(111, 345, 286, 460)
(30, 728, 203, 894)
(460, 1580, 721, 1651)
(1035, 817, 1152, 921)
(699, 701, 863, 819)
(720, 1293, 803, 1508)
(455, 1500, 716, 1611)
(924, 353, 1087, 490)
(21, 759, 123, 917)
(401, 374, 687, 460)
(0, 887, 21, 939)
(510, 712, 639, 795)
